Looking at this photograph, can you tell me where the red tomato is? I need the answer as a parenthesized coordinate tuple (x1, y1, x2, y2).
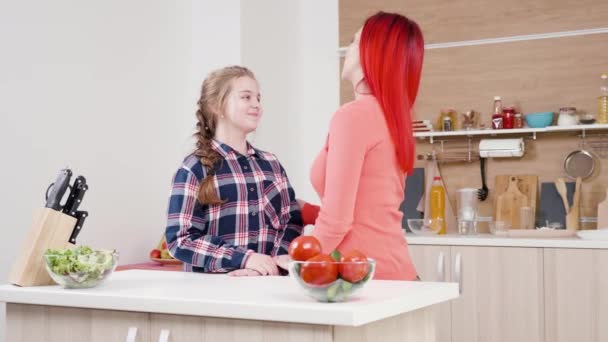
(339, 250, 369, 283)
(161, 241, 167, 249)
(300, 254, 338, 286)
(288, 236, 322, 261)
(150, 249, 161, 259)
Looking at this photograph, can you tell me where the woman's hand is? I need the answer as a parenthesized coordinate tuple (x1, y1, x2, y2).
(244, 252, 279, 276)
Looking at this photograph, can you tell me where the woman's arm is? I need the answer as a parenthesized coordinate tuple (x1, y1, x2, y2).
(165, 167, 251, 272)
(311, 107, 369, 253)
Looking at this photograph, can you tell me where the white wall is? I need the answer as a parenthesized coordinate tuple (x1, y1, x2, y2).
(241, 0, 340, 203)
(0, 0, 337, 338)
(0, 1, 241, 339)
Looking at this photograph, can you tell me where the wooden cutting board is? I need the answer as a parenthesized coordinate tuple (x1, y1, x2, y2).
(495, 176, 529, 229)
(495, 175, 538, 223)
(597, 188, 608, 229)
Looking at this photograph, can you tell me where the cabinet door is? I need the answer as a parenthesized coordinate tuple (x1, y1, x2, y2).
(407, 244, 452, 342)
(151, 314, 332, 342)
(450, 246, 544, 342)
(544, 248, 608, 342)
(6, 304, 150, 342)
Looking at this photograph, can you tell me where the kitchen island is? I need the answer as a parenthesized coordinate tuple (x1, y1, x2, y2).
(0, 269, 458, 342)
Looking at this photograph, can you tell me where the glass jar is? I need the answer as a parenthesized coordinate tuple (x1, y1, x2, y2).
(557, 107, 577, 126)
(514, 113, 523, 128)
(502, 106, 516, 129)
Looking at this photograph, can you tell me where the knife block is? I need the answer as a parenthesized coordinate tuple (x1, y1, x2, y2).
(9, 208, 76, 286)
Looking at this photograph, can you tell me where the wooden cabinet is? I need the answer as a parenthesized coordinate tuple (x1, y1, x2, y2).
(408, 245, 452, 342)
(450, 246, 544, 342)
(544, 248, 608, 342)
(409, 245, 544, 342)
(6, 303, 150, 342)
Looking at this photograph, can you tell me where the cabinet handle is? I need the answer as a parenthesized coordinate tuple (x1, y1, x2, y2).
(453, 253, 462, 294)
(436, 252, 445, 282)
(125, 327, 138, 342)
(158, 329, 171, 342)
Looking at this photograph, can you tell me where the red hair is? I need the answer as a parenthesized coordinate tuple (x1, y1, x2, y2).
(359, 12, 424, 174)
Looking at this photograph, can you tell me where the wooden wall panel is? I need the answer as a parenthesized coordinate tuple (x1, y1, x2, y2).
(414, 34, 608, 122)
(340, 0, 608, 232)
(339, 0, 608, 45)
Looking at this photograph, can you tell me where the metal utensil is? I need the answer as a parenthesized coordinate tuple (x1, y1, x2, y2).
(564, 149, 595, 179)
(564, 134, 596, 180)
(45, 167, 73, 211)
(477, 157, 488, 201)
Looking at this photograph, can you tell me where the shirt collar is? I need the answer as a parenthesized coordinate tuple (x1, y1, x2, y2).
(211, 139, 260, 158)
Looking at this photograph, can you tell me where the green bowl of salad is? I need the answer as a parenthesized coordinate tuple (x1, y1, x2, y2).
(43, 246, 118, 289)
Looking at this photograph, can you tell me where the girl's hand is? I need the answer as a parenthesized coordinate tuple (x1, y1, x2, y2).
(244, 252, 279, 276)
(273, 254, 291, 270)
(227, 268, 262, 277)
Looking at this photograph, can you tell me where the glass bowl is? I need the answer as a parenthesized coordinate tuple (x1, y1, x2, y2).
(288, 258, 376, 302)
(44, 249, 119, 289)
(407, 218, 443, 235)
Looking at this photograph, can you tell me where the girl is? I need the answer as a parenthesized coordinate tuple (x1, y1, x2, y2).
(165, 66, 303, 276)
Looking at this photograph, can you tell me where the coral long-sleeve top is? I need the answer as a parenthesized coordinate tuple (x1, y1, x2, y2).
(309, 94, 417, 280)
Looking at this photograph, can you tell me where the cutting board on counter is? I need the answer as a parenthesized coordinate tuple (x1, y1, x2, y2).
(494, 174, 538, 212)
(495, 176, 529, 229)
(597, 188, 608, 229)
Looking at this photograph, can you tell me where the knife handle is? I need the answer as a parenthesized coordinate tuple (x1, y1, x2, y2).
(63, 176, 88, 215)
(69, 211, 88, 244)
(45, 168, 72, 210)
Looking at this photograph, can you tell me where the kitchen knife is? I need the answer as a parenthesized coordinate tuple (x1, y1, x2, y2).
(68, 210, 88, 244)
(63, 176, 88, 216)
(45, 167, 73, 211)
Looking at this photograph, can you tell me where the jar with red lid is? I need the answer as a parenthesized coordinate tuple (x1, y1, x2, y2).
(502, 107, 516, 129)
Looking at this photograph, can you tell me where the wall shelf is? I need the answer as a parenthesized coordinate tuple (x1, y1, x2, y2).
(414, 124, 608, 143)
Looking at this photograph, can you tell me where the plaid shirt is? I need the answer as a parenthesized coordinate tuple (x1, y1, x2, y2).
(165, 140, 303, 273)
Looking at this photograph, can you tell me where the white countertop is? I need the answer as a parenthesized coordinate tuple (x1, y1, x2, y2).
(0, 270, 458, 327)
(406, 233, 608, 249)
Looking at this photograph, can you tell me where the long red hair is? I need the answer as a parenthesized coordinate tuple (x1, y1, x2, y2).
(359, 12, 424, 174)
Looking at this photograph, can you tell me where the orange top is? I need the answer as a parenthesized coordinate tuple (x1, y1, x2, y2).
(309, 94, 417, 280)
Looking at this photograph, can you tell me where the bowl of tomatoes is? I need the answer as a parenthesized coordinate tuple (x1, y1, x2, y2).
(287, 236, 375, 302)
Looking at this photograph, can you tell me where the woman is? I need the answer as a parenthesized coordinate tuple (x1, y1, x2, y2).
(302, 12, 425, 280)
(165, 66, 303, 276)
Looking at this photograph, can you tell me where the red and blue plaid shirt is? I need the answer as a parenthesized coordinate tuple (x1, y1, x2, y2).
(165, 140, 303, 273)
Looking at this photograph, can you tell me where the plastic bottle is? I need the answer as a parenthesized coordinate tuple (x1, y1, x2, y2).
(429, 176, 447, 234)
(599, 73, 608, 124)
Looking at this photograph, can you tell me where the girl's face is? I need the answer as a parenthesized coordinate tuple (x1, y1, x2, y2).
(341, 28, 362, 83)
(223, 76, 263, 134)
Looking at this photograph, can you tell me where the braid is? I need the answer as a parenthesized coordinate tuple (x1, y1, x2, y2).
(194, 107, 224, 205)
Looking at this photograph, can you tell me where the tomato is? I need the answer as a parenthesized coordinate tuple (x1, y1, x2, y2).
(339, 250, 369, 283)
(288, 236, 322, 261)
(161, 241, 167, 249)
(300, 254, 338, 286)
(149, 249, 161, 259)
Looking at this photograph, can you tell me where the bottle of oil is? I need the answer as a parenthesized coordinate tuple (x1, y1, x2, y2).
(429, 176, 446, 234)
(599, 73, 608, 124)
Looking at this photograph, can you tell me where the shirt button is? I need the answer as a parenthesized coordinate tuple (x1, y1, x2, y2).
(243, 165, 248, 170)
(251, 212, 257, 216)
(249, 187, 255, 192)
